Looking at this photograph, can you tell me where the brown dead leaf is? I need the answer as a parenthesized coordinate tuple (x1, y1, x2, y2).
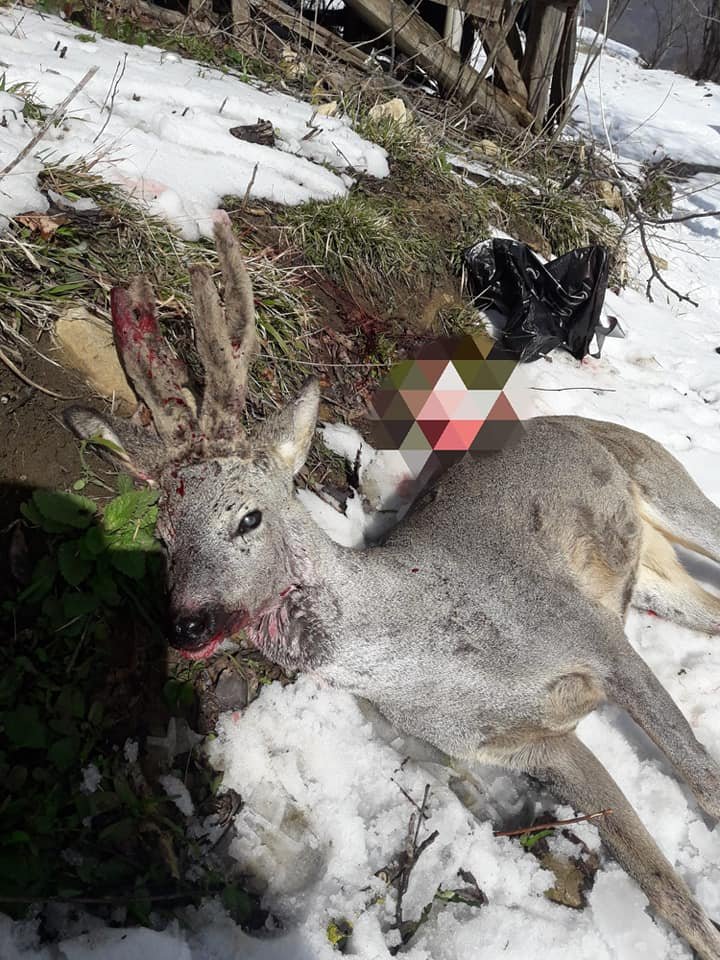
(16, 211, 68, 240)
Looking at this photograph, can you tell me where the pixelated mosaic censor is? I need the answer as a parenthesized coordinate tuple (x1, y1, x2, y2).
(369, 331, 525, 478)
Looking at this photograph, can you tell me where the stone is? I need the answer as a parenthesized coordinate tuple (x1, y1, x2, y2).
(315, 100, 338, 117)
(54, 305, 136, 409)
(478, 138, 501, 158)
(368, 97, 409, 124)
(594, 179, 626, 216)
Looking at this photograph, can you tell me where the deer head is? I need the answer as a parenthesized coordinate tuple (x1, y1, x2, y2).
(65, 218, 321, 660)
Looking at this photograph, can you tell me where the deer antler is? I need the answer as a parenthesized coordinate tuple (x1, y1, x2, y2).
(189, 218, 258, 443)
(110, 218, 258, 458)
(111, 277, 196, 447)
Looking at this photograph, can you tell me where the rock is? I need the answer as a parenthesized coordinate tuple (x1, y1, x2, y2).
(280, 47, 306, 79)
(54, 305, 135, 408)
(214, 667, 249, 711)
(594, 179, 625, 216)
(369, 97, 409, 124)
(315, 100, 338, 118)
(478, 139, 501, 158)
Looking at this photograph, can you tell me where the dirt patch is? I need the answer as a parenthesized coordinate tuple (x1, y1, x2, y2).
(0, 348, 98, 499)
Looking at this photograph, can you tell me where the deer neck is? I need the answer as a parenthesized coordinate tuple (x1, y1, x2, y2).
(244, 494, 357, 673)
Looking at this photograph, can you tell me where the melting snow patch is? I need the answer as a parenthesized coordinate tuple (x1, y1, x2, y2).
(0, 8, 388, 238)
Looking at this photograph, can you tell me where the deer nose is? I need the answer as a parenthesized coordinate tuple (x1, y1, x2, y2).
(172, 608, 215, 650)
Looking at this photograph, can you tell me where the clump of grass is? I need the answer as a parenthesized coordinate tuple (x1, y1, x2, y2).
(281, 192, 440, 284)
(353, 111, 453, 180)
(3, 163, 314, 417)
(0, 74, 48, 122)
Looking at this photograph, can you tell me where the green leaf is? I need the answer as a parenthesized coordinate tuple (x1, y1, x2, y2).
(109, 550, 145, 580)
(57, 686, 85, 719)
(88, 701, 104, 726)
(163, 679, 195, 711)
(99, 817, 136, 844)
(3, 705, 47, 748)
(63, 591, 99, 619)
(32, 491, 96, 530)
(116, 473, 133, 495)
(48, 736, 80, 772)
(17, 556, 56, 604)
(20, 500, 43, 527)
(520, 828, 555, 849)
(222, 884, 253, 925)
(113, 774, 137, 810)
(90, 570, 121, 605)
(1, 831, 31, 847)
(103, 489, 159, 534)
(83, 526, 106, 556)
(58, 540, 94, 587)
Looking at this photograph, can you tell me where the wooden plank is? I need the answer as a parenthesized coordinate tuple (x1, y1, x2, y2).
(521, 0, 567, 130)
(345, 0, 532, 127)
(479, 20, 528, 106)
(259, 0, 373, 72)
(548, 3, 578, 124)
(423, 0, 505, 21)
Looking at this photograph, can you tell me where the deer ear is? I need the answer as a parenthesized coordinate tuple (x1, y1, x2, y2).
(261, 378, 320, 474)
(63, 406, 164, 482)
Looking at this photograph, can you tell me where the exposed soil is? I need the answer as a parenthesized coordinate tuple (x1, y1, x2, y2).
(0, 347, 102, 521)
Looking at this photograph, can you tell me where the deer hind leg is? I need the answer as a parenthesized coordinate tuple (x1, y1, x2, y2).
(496, 733, 720, 960)
(635, 516, 720, 633)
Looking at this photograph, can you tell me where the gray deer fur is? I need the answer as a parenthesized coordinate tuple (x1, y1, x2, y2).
(65, 220, 720, 958)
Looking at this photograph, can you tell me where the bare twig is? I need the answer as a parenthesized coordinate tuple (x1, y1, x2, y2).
(530, 386, 617, 393)
(242, 162, 259, 208)
(93, 54, 128, 145)
(494, 807, 613, 838)
(636, 214, 699, 307)
(0, 67, 98, 182)
(0, 346, 74, 399)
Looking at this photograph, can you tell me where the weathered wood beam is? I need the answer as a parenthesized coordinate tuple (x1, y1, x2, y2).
(521, 0, 567, 130)
(479, 19, 528, 107)
(259, 0, 373, 72)
(423, 0, 505, 21)
(344, 0, 532, 127)
(548, 3, 578, 124)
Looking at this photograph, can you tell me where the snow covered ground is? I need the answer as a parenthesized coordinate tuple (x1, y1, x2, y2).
(4, 14, 720, 960)
(0, 7, 387, 239)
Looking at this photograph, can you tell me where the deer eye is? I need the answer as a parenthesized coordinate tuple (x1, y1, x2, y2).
(236, 509, 262, 536)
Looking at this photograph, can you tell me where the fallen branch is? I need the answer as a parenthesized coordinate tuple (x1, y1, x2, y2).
(494, 807, 613, 838)
(636, 214, 699, 307)
(260, 0, 373, 72)
(345, 0, 532, 127)
(0, 346, 74, 400)
(0, 67, 98, 183)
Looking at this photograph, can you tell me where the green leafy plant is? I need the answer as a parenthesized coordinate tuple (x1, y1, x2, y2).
(0, 483, 169, 908)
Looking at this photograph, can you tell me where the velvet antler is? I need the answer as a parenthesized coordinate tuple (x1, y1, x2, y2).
(189, 218, 258, 443)
(110, 278, 196, 447)
(110, 218, 257, 458)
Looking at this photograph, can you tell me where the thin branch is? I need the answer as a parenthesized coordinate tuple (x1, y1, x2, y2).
(531, 386, 617, 393)
(494, 807, 613, 838)
(636, 214, 699, 307)
(93, 54, 128, 145)
(0, 67, 98, 182)
(0, 345, 74, 399)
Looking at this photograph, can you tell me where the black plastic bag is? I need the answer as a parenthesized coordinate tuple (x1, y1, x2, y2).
(465, 239, 620, 362)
